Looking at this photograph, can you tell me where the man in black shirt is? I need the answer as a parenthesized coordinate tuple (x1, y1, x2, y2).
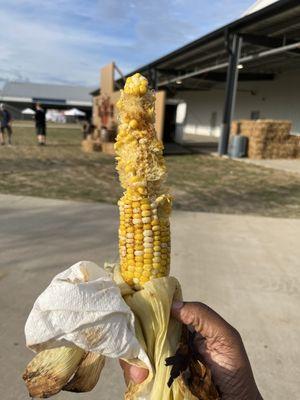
(0, 104, 13, 145)
(35, 103, 46, 145)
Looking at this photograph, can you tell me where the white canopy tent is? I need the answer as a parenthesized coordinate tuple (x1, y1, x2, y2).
(21, 108, 35, 115)
(64, 108, 86, 116)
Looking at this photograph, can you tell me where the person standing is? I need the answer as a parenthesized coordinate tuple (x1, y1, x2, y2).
(35, 103, 46, 145)
(0, 104, 13, 145)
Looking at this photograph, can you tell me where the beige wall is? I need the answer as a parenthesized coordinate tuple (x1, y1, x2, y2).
(174, 69, 300, 141)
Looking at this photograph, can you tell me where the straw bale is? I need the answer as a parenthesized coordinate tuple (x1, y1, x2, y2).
(102, 142, 115, 155)
(231, 119, 299, 159)
(81, 139, 102, 153)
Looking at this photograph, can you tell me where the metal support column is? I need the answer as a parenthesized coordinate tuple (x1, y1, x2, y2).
(150, 68, 158, 90)
(218, 34, 242, 156)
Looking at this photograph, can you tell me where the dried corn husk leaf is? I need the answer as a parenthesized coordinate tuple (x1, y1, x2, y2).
(120, 276, 209, 399)
(23, 346, 85, 398)
(63, 352, 105, 392)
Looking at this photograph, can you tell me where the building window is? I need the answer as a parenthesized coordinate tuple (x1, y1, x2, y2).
(250, 110, 260, 120)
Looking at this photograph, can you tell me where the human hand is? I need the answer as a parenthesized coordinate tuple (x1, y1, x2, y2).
(120, 301, 263, 400)
(171, 301, 263, 400)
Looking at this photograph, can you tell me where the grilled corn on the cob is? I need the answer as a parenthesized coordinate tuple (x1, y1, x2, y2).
(115, 73, 172, 290)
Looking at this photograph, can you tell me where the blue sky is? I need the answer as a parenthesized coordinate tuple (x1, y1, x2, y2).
(0, 0, 254, 87)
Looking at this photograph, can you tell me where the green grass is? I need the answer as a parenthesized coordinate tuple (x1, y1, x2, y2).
(1, 123, 300, 218)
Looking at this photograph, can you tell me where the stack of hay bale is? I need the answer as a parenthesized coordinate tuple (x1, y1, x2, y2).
(231, 119, 300, 159)
(81, 130, 101, 153)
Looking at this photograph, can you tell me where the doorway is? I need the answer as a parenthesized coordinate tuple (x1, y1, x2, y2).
(163, 104, 177, 142)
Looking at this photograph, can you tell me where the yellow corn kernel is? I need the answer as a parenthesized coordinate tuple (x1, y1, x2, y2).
(135, 262, 144, 268)
(117, 75, 172, 289)
(142, 210, 151, 217)
(129, 119, 138, 129)
(144, 253, 153, 260)
(142, 270, 151, 278)
(144, 248, 153, 254)
(139, 276, 149, 284)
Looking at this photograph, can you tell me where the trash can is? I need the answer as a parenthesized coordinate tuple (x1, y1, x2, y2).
(229, 135, 248, 158)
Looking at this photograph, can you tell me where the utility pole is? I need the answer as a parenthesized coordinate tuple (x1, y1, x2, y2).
(218, 34, 243, 156)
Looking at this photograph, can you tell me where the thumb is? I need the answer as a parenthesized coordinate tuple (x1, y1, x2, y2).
(171, 301, 205, 327)
(171, 301, 231, 339)
(119, 360, 149, 385)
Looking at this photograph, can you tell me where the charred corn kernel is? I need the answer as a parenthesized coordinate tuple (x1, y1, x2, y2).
(116, 74, 172, 289)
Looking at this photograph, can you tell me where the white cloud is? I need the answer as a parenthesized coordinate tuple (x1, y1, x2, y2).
(0, 0, 253, 86)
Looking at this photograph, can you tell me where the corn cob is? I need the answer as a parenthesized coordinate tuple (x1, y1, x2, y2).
(115, 73, 172, 290)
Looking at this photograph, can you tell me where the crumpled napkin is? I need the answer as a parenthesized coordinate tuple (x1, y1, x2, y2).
(25, 260, 145, 361)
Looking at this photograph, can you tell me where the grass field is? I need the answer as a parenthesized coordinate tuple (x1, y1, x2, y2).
(1, 123, 300, 218)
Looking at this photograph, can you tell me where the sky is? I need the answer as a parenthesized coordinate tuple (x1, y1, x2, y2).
(0, 0, 254, 88)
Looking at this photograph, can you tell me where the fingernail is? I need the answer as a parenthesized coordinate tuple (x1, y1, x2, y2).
(172, 300, 184, 310)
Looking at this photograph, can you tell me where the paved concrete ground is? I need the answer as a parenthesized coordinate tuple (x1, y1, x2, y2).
(0, 194, 299, 399)
(237, 158, 300, 175)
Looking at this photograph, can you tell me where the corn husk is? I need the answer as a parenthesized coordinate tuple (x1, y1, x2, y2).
(23, 346, 85, 398)
(119, 275, 219, 400)
(63, 352, 105, 392)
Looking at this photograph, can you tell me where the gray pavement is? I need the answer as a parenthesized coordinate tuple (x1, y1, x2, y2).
(236, 158, 300, 175)
(0, 194, 299, 399)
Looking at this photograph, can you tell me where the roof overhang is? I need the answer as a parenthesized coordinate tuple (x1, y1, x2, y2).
(0, 96, 92, 107)
(120, 0, 300, 92)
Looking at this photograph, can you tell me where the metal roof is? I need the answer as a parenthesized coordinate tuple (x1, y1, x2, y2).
(1, 82, 93, 106)
(244, 0, 280, 16)
(120, 0, 300, 92)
